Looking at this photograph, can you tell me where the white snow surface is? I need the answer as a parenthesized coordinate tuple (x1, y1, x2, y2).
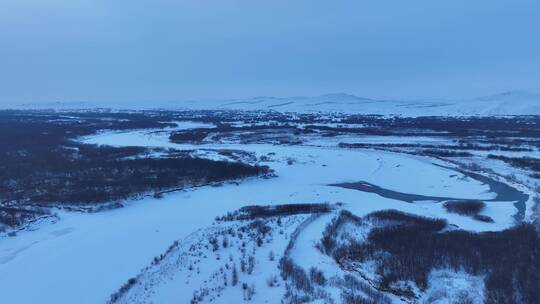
(419, 269, 485, 304)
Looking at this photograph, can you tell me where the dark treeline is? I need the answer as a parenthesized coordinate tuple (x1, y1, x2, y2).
(0, 111, 268, 230)
(420, 149, 474, 157)
(0, 206, 52, 230)
(443, 200, 494, 223)
(487, 154, 540, 174)
(443, 200, 484, 215)
(169, 129, 211, 143)
(279, 257, 313, 293)
(339, 142, 533, 152)
(168, 109, 337, 126)
(339, 115, 540, 138)
(0, 110, 176, 152)
(0, 148, 266, 205)
(240, 203, 331, 217)
(323, 210, 540, 303)
(220, 203, 332, 221)
(170, 111, 540, 140)
(169, 124, 314, 144)
(320, 210, 363, 256)
(167, 112, 540, 150)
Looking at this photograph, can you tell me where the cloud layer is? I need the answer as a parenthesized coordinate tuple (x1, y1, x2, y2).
(1, 0, 539, 105)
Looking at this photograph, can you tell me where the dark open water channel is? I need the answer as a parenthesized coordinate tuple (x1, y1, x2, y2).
(331, 164, 529, 222)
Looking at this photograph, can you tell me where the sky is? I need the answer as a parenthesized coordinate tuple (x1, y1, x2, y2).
(1, 0, 540, 106)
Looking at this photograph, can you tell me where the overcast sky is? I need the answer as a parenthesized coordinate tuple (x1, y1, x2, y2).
(1, 0, 539, 105)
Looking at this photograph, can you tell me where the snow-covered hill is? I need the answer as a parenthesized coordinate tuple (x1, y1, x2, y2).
(447, 90, 540, 116)
(170, 91, 540, 116)
(5, 91, 540, 116)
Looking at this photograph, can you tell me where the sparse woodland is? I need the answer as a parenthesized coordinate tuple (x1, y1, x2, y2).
(0, 111, 268, 231)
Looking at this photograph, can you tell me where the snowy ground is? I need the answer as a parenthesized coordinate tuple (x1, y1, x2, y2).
(0, 125, 528, 304)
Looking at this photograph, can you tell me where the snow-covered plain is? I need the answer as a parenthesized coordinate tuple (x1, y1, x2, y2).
(0, 126, 523, 304)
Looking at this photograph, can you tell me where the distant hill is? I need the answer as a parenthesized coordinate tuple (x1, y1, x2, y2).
(169, 91, 540, 116)
(4, 91, 540, 116)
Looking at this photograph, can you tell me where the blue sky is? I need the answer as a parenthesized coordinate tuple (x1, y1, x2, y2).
(1, 0, 539, 105)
